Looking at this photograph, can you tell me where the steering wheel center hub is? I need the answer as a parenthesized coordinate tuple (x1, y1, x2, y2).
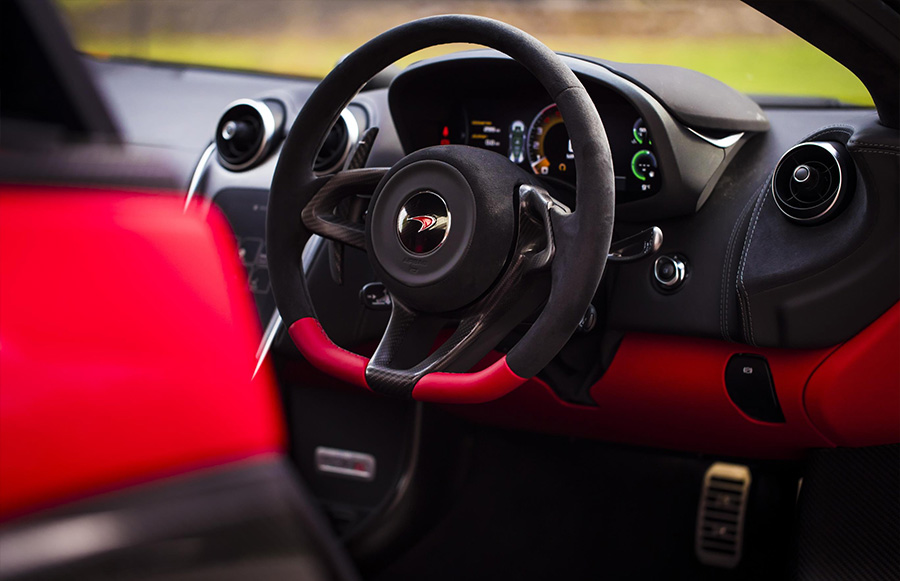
(367, 146, 527, 313)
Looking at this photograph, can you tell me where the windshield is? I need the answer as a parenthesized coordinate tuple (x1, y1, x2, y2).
(56, 0, 872, 106)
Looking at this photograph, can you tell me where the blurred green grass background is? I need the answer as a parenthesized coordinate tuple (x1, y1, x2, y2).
(56, 0, 873, 106)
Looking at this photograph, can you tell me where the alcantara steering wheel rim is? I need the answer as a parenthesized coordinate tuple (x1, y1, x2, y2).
(267, 15, 615, 403)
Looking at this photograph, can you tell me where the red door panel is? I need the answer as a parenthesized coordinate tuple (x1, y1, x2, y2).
(804, 303, 900, 447)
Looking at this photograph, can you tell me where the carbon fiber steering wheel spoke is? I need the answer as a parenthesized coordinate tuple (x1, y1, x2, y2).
(300, 167, 388, 249)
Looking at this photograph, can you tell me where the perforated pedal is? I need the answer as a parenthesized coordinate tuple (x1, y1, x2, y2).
(695, 462, 751, 568)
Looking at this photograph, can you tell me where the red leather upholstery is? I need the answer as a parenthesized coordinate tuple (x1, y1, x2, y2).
(0, 187, 285, 520)
(805, 303, 900, 447)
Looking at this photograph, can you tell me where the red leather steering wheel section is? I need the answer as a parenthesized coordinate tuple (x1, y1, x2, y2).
(289, 318, 369, 389)
(289, 317, 527, 403)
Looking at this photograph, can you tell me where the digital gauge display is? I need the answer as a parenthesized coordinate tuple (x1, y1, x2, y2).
(528, 105, 575, 179)
(522, 106, 660, 200)
(458, 91, 661, 203)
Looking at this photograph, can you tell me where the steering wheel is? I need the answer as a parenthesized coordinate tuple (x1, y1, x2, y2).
(268, 15, 614, 404)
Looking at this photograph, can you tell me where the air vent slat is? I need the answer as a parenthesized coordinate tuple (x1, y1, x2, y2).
(696, 463, 750, 569)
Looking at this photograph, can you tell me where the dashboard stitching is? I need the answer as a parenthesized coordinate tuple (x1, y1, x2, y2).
(739, 126, 855, 345)
(850, 148, 900, 156)
(848, 141, 900, 150)
(802, 126, 852, 147)
(737, 178, 770, 345)
(721, 184, 762, 341)
(808, 124, 854, 136)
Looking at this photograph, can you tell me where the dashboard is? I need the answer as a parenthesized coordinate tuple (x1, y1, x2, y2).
(70, 45, 899, 460)
(134, 49, 896, 356)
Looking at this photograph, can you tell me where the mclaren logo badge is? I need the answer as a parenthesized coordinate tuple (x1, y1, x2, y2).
(406, 215, 437, 232)
(397, 191, 450, 255)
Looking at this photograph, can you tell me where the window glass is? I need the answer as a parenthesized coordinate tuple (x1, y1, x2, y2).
(56, 0, 873, 106)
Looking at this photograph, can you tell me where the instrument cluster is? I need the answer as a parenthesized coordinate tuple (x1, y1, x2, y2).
(433, 95, 660, 203)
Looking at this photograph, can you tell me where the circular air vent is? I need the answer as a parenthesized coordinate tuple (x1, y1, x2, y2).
(216, 99, 285, 171)
(314, 108, 360, 175)
(772, 141, 854, 224)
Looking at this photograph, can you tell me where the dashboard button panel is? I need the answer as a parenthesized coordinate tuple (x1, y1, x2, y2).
(724, 355, 786, 423)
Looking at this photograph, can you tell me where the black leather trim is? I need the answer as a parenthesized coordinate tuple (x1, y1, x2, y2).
(720, 179, 768, 342)
(735, 121, 900, 347)
(0, 458, 359, 581)
(567, 55, 770, 134)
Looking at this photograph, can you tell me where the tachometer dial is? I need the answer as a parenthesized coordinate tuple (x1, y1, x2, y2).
(527, 104, 575, 179)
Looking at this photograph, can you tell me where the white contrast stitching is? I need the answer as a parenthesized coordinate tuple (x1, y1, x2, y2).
(851, 148, 900, 156)
(737, 182, 769, 345)
(806, 125, 853, 137)
(848, 140, 900, 150)
(720, 182, 764, 340)
(736, 125, 854, 345)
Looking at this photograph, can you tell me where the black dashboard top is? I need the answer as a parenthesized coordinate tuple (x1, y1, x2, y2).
(389, 52, 767, 221)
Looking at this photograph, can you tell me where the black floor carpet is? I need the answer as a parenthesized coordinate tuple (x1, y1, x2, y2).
(371, 425, 798, 581)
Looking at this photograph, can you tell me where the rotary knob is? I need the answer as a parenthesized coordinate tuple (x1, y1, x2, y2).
(653, 255, 686, 290)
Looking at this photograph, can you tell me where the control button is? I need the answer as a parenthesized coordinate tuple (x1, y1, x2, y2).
(724, 354, 785, 423)
(257, 242, 267, 266)
(653, 255, 686, 290)
(249, 267, 270, 294)
(359, 282, 392, 311)
(577, 304, 597, 334)
(221, 120, 238, 140)
(792, 164, 811, 183)
(315, 447, 376, 481)
(237, 237, 262, 265)
(657, 260, 676, 280)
